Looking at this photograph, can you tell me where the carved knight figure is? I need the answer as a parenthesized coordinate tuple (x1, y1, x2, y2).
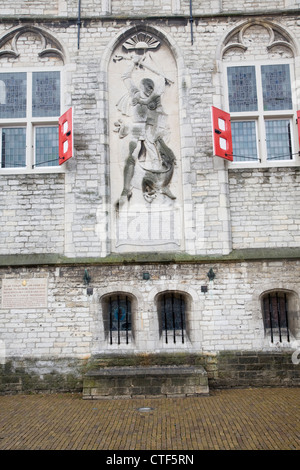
(114, 52, 176, 208)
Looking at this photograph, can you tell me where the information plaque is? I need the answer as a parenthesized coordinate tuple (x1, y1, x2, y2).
(1, 279, 48, 309)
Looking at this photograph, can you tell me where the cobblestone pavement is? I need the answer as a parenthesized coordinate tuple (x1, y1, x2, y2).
(0, 387, 299, 451)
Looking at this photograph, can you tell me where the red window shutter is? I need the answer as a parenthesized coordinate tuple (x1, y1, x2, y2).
(211, 106, 233, 161)
(59, 107, 73, 165)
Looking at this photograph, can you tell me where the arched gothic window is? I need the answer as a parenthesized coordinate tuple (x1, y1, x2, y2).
(0, 26, 65, 171)
(221, 21, 299, 165)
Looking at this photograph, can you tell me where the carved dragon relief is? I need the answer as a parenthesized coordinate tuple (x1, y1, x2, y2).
(112, 33, 177, 209)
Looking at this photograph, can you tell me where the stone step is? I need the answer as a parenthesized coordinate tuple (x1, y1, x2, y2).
(83, 365, 209, 399)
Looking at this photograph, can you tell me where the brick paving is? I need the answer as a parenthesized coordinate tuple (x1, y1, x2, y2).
(0, 387, 299, 451)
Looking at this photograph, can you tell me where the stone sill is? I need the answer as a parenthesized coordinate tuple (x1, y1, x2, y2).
(0, 247, 299, 268)
(1, 9, 299, 23)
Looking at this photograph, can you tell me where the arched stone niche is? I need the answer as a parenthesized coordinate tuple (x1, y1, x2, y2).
(108, 29, 184, 253)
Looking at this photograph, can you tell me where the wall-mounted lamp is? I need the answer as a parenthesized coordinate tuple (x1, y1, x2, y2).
(207, 268, 216, 282)
(83, 269, 91, 285)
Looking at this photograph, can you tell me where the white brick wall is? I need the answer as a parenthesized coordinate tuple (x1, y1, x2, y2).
(229, 169, 300, 249)
(0, 261, 299, 359)
(0, 176, 65, 255)
(0, 0, 292, 17)
(0, 2, 299, 370)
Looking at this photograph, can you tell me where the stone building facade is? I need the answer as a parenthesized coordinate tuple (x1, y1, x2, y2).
(0, 0, 300, 394)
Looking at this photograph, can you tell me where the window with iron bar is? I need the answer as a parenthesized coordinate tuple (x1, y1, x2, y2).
(159, 292, 186, 344)
(262, 291, 290, 343)
(105, 295, 132, 345)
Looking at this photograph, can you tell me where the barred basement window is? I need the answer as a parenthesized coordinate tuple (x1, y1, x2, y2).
(159, 292, 186, 344)
(102, 294, 132, 345)
(262, 291, 290, 343)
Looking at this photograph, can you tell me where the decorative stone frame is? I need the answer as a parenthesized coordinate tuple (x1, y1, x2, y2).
(99, 24, 199, 255)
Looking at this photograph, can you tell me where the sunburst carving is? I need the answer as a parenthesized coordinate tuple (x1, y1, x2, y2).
(122, 33, 160, 51)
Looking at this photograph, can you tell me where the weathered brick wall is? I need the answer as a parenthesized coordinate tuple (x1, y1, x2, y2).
(0, 175, 65, 255)
(1, 351, 299, 394)
(1, 1, 59, 16)
(221, 0, 285, 11)
(215, 351, 300, 388)
(229, 168, 300, 249)
(0, 260, 299, 359)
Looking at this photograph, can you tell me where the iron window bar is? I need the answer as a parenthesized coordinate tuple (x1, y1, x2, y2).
(180, 294, 185, 344)
(109, 296, 113, 345)
(276, 292, 282, 343)
(164, 295, 168, 344)
(32, 158, 58, 168)
(117, 295, 120, 345)
(284, 293, 290, 342)
(268, 293, 274, 343)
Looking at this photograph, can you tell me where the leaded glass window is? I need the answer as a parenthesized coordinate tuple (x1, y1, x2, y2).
(265, 119, 292, 161)
(227, 66, 258, 112)
(231, 121, 258, 161)
(261, 64, 292, 111)
(226, 62, 296, 164)
(1, 128, 26, 168)
(0, 70, 61, 170)
(0, 73, 27, 119)
(32, 72, 60, 118)
(35, 127, 59, 167)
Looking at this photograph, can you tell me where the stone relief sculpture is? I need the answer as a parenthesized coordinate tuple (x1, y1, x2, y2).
(113, 38, 177, 208)
(108, 32, 183, 251)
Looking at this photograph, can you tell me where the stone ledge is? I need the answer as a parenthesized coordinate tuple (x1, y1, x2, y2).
(83, 365, 209, 399)
(1, 247, 300, 268)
